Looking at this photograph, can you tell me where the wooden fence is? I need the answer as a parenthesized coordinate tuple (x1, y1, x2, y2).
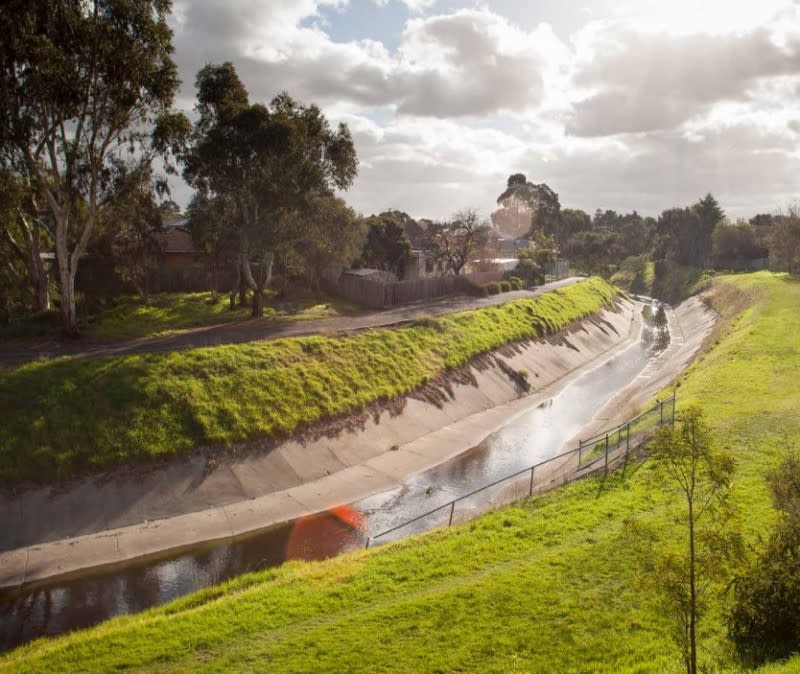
(336, 271, 505, 309)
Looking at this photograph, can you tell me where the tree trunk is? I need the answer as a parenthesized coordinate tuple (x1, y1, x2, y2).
(209, 260, 219, 304)
(230, 259, 241, 308)
(34, 269, 50, 312)
(58, 264, 78, 338)
(240, 252, 257, 290)
(688, 500, 697, 674)
(251, 252, 274, 318)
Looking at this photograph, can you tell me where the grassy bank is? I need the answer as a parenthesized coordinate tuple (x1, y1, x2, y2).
(0, 278, 617, 485)
(3, 272, 797, 673)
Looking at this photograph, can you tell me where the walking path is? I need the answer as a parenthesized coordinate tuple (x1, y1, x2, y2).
(0, 278, 582, 366)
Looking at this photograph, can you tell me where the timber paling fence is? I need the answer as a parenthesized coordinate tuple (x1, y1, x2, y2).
(365, 393, 676, 548)
(337, 270, 506, 309)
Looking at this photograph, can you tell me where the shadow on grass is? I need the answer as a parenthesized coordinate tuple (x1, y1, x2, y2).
(594, 452, 647, 499)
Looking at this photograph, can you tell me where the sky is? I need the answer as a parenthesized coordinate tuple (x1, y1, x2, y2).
(167, 0, 800, 221)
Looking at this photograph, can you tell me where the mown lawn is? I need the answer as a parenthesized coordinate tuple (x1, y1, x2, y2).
(84, 292, 358, 340)
(0, 292, 358, 343)
(2, 271, 799, 673)
(0, 278, 618, 485)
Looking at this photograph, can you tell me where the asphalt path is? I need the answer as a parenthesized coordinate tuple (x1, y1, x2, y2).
(0, 277, 583, 365)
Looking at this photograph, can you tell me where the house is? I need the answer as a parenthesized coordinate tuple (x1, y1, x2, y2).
(402, 217, 449, 280)
(151, 219, 206, 270)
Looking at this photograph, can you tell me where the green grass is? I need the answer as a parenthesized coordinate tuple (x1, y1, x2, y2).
(84, 292, 253, 339)
(0, 292, 358, 343)
(0, 278, 618, 485)
(84, 292, 360, 340)
(2, 271, 799, 673)
(0, 273, 800, 674)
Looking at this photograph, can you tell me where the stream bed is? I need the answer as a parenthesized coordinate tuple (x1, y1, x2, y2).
(0, 301, 670, 652)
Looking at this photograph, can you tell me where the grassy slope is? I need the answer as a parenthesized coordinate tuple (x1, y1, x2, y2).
(0, 278, 617, 485)
(3, 272, 800, 673)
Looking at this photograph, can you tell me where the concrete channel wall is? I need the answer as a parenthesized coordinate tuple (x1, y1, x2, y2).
(0, 298, 647, 589)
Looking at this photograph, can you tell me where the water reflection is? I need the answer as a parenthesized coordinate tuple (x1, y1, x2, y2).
(0, 301, 668, 652)
(0, 510, 365, 652)
(358, 301, 670, 539)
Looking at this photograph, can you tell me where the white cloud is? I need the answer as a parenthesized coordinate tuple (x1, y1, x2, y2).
(171, 4, 562, 118)
(566, 10, 800, 136)
(166, 0, 800, 220)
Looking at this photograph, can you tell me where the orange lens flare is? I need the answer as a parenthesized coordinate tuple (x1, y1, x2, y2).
(286, 505, 365, 561)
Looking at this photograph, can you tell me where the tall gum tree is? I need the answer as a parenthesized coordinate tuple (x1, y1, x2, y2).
(0, 0, 188, 335)
(183, 64, 358, 317)
(0, 168, 52, 312)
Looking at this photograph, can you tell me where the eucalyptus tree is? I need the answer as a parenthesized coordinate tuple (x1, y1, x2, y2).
(360, 211, 413, 277)
(0, 0, 188, 335)
(183, 63, 358, 316)
(294, 195, 365, 292)
(0, 168, 52, 312)
(495, 174, 561, 242)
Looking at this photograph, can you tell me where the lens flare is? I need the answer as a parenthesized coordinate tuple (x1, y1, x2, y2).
(285, 506, 366, 561)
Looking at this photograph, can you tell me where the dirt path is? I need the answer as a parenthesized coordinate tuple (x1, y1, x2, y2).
(0, 278, 582, 366)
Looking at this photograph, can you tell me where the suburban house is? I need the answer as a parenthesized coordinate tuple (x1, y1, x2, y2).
(151, 218, 206, 270)
(402, 217, 449, 280)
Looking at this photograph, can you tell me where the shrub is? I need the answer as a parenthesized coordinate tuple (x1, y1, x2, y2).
(487, 282, 500, 295)
(499, 280, 511, 293)
(462, 277, 489, 298)
(508, 276, 524, 290)
(514, 259, 544, 287)
(728, 452, 800, 666)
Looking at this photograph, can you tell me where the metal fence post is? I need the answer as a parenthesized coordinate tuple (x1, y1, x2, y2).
(671, 393, 676, 427)
(448, 501, 455, 527)
(578, 439, 583, 466)
(529, 466, 535, 496)
(604, 433, 609, 473)
(660, 399, 664, 425)
(365, 536, 372, 550)
(626, 422, 630, 457)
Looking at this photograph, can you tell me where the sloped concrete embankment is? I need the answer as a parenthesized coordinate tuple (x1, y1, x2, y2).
(0, 298, 642, 589)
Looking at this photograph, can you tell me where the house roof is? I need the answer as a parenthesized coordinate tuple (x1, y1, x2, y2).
(151, 226, 203, 255)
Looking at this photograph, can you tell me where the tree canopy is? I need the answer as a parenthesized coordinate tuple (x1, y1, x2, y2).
(494, 174, 561, 241)
(182, 62, 358, 315)
(0, 0, 187, 334)
(359, 211, 413, 278)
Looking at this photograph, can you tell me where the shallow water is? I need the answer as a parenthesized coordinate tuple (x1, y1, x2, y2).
(0, 301, 669, 652)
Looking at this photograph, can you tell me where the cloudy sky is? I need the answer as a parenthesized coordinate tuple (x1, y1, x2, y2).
(168, 0, 800, 220)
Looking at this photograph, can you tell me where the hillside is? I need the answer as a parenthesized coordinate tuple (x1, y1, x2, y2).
(2, 272, 799, 673)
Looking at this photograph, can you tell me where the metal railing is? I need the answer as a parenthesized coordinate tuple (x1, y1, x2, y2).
(365, 393, 676, 548)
